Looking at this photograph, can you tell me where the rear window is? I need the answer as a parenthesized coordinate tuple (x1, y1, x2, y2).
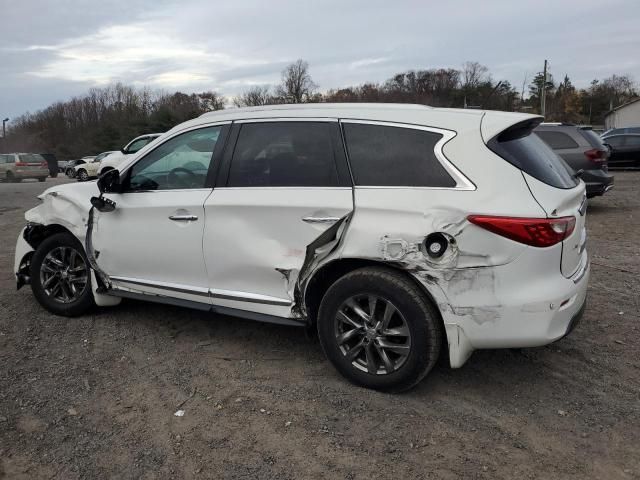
(489, 120, 577, 189)
(342, 123, 456, 187)
(535, 130, 578, 149)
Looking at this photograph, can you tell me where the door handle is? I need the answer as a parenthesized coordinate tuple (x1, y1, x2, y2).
(169, 214, 198, 222)
(302, 216, 340, 224)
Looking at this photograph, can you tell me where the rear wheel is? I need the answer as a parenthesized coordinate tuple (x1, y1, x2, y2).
(30, 233, 94, 317)
(6, 171, 20, 183)
(317, 267, 442, 392)
(38, 177, 46, 182)
(66, 168, 76, 178)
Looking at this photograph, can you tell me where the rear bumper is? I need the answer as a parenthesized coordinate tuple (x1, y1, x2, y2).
(439, 249, 590, 368)
(583, 170, 614, 197)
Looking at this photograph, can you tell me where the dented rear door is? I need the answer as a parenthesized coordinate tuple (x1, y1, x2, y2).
(203, 119, 353, 316)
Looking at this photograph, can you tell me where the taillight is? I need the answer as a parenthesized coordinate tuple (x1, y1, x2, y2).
(15, 162, 27, 167)
(41, 161, 48, 167)
(467, 215, 576, 247)
(584, 148, 606, 163)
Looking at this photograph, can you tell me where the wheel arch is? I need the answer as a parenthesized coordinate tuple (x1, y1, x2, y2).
(304, 258, 445, 325)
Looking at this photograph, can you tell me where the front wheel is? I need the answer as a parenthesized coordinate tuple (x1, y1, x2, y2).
(30, 233, 95, 316)
(77, 169, 89, 182)
(317, 267, 442, 392)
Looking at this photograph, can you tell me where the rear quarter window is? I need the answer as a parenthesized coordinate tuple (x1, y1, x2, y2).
(489, 121, 577, 189)
(342, 123, 456, 187)
(535, 130, 579, 149)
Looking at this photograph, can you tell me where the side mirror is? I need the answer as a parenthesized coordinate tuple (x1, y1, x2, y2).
(97, 169, 121, 194)
(90, 195, 116, 212)
(120, 148, 127, 154)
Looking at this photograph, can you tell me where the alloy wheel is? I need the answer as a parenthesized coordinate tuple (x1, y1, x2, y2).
(334, 294, 411, 375)
(39, 246, 88, 303)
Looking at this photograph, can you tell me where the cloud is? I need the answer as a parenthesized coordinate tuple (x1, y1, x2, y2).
(1, 0, 639, 118)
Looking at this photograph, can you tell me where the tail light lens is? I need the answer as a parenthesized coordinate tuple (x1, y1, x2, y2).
(15, 162, 27, 167)
(584, 148, 607, 163)
(41, 161, 48, 167)
(468, 215, 576, 247)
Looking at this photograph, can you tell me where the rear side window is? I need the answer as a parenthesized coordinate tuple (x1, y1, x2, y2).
(342, 123, 456, 187)
(604, 136, 625, 147)
(535, 131, 579, 149)
(228, 122, 339, 187)
(625, 135, 640, 146)
(489, 120, 577, 189)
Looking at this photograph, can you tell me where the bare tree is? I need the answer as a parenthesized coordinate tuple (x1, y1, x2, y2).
(275, 59, 318, 103)
(234, 86, 274, 107)
(462, 61, 489, 90)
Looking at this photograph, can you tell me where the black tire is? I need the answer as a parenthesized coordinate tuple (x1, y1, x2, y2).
(317, 267, 442, 392)
(6, 171, 20, 183)
(30, 232, 95, 317)
(38, 177, 46, 182)
(77, 169, 88, 182)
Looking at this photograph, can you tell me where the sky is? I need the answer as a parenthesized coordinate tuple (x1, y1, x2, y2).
(1, 0, 639, 120)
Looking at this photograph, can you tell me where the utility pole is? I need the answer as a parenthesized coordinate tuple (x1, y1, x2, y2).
(541, 60, 548, 117)
(1, 118, 8, 152)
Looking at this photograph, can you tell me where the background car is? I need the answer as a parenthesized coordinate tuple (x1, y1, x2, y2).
(97, 133, 163, 175)
(534, 123, 614, 198)
(601, 126, 640, 137)
(0, 153, 49, 182)
(601, 133, 640, 169)
(65, 156, 95, 178)
(74, 151, 117, 181)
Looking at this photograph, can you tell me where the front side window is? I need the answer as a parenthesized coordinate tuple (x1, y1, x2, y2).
(342, 123, 456, 187)
(127, 127, 221, 191)
(227, 122, 339, 187)
(126, 137, 152, 154)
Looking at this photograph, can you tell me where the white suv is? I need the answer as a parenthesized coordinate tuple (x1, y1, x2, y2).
(74, 151, 117, 181)
(14, 104, 589, 392)
(97, 133, 162, 176)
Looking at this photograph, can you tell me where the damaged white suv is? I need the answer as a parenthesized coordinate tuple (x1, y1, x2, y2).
(14, 104, 589, 392)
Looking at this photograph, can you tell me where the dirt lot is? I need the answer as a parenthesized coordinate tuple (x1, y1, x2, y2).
(0, 174, 639, 479)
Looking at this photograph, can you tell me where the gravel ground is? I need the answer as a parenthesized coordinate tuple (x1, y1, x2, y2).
(1, 174, 639, 479)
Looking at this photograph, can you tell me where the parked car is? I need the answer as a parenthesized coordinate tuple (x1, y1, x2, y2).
(74, 151, 117, 181)
(0, 153, 49, 182)
(39, 153, 59, 178)
(601, 133, 640, 169)
(534, 123, 613, 198)
(14, 104, 589, 392)
(97, 134, 162, 176)
(65, 157, 95, 178)
(601, 126, 640, 137)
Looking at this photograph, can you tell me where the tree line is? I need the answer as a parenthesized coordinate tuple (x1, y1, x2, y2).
(3, 59, 637, 159)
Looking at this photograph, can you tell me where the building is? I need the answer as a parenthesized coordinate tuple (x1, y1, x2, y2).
(604, 98, 640, 130)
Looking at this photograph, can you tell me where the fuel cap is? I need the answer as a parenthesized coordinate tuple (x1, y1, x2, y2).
(424, 233, 448, 259)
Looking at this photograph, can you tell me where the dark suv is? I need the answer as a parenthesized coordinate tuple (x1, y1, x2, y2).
(535, 123, 613, 198)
